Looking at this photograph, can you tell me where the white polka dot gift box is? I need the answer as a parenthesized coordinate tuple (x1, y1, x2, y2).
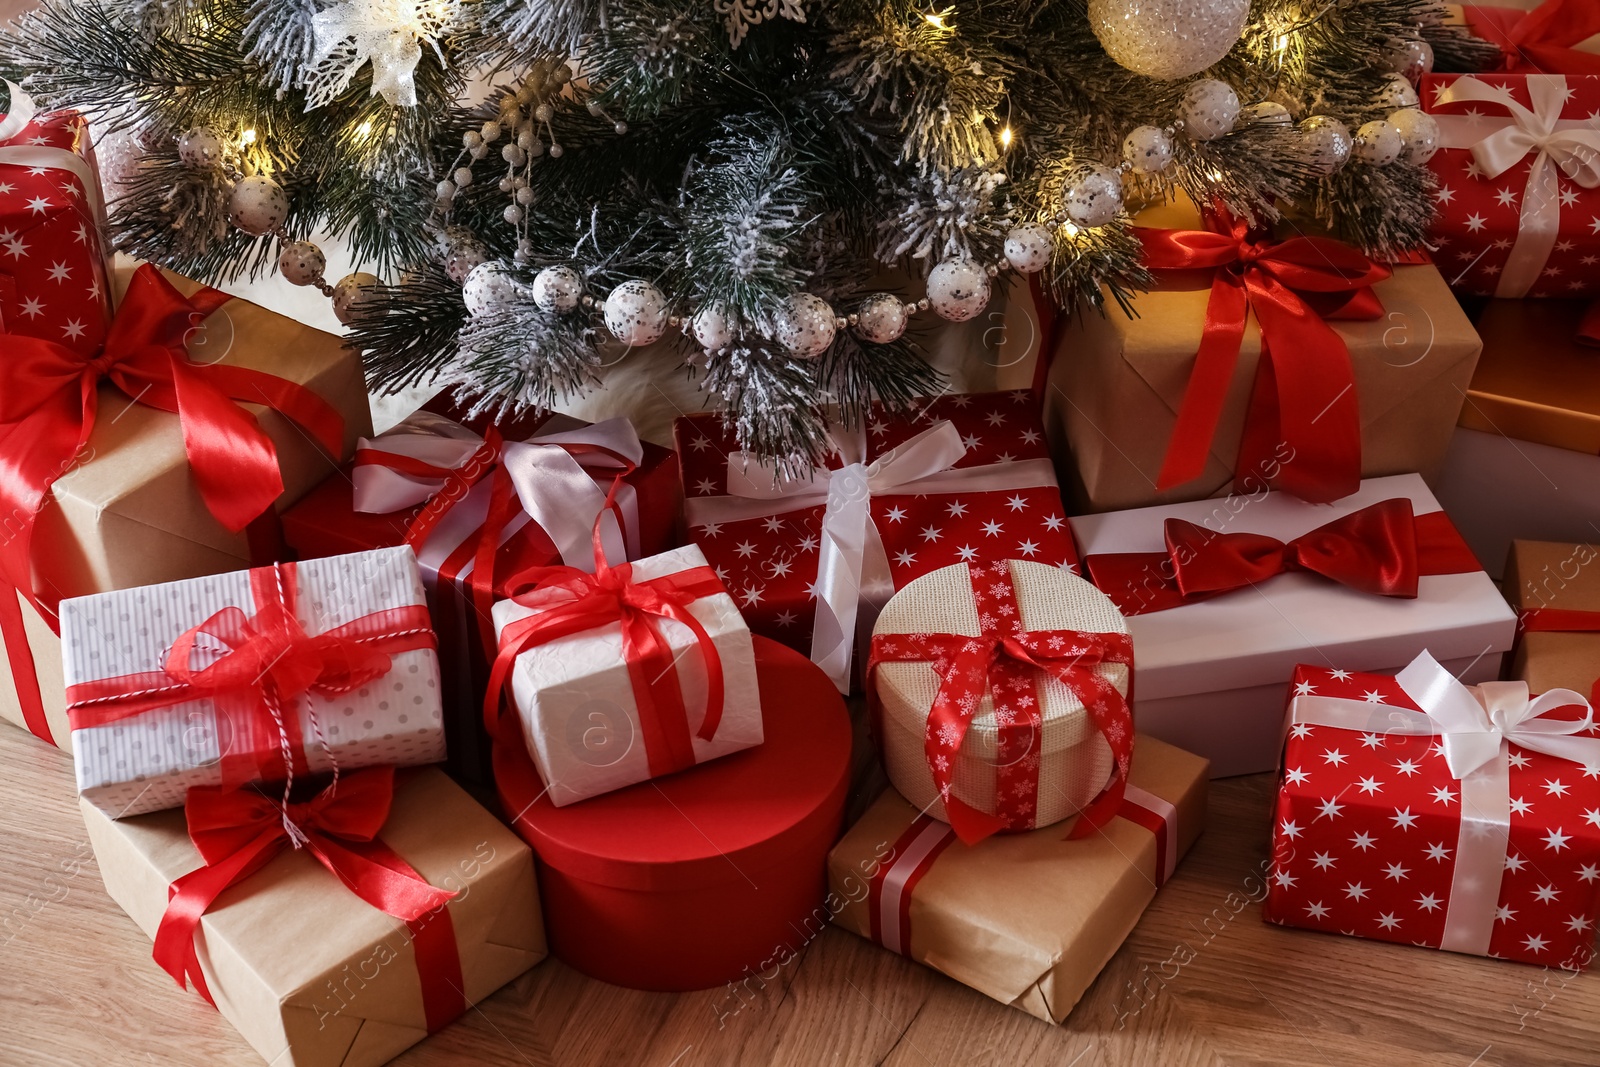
(1263, 651, 1600, 968)
(61, 545, 445, 818)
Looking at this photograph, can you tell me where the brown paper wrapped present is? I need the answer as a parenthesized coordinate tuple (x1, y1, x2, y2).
(828, 735, 1207, 1023)
(83, 767, 546, 1067)
(1504, 539, 1600, 698)
(0, 260, 369, 749)
(1042, 200, 1481, 513)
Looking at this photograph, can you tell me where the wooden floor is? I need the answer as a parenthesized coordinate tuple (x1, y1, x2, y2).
(0, 721, 1596, 1067)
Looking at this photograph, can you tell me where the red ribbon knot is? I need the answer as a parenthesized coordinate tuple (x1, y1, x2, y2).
(1464, 1, 1600, 75)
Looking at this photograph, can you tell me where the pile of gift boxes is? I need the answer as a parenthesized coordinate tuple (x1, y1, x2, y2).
(7, 9, 1600, 1062)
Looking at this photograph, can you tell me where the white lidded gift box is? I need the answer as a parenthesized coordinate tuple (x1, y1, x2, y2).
(490, 543, 763, 806)
(1070, 473, 1516, 776)
(62, 546, 445, 817)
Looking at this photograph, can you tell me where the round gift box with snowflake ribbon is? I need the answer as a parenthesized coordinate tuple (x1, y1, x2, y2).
(868, 559, 1131, 836)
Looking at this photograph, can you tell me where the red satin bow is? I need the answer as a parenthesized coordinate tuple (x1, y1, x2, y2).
(484, 508, 727, 779)
(66, 562, 437, 788)
(1137, 213, 1391, 504)
(152, 767, 466, 1031)
(1465, 1, 1600, 75)
(1085, 499, 1484, 615)
(866, 561, 1135, 846)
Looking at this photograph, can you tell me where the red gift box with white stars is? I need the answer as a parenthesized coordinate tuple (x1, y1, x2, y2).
(675, 392, 1079, 691)
(0, 107, 112, 351)
(1264, 658, 1600, 968)
(1423, 72, 1600, 299)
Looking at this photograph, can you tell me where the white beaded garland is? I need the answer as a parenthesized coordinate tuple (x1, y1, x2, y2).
(1121, 125, 1175, 174)
(1179, 79, 1241, 141)
(691, 305, 734, 351)
(1003, 223, 1053, 274)
(277, 240, 326, 287)
(1299, 115, 1353, 175)
(1353, 119, 1404, 166)
(332, 272, 382, 325)
(1384, 37, 1435, 83)
(854, 293, 908, 344)
(462, 260, 526, 316)
(1086, 0, 1250, 81)
(926, 259, 991, 323)
(1388, 107, 1441, 165)
(775, 293, 837, 359)
(178, 127, 223, 168)
(1376, 73, 1421, 111)
(1061, 162, 1123, 228)
(444, 238, 490, 284)
(532, 265, 584, 313)
(227, 175, 289, 236)
(604, 280, 669, 346)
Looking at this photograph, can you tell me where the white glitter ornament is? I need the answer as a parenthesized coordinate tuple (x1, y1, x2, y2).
(604, 280, 669, 346)
(1179, 78, 1240, 141)
(227, 175, 289, 236)
(1388, 107, 1441, 165)
(1376, 73, 1421, 111)
(1122, 125, 1175, 174)
(332, 272, 382, 325)
(854, 293, 908, 344)
(178, 127, 223, 168)
(691, 305, 734, 351)
(278, 240, 326, 287)
(306, 0, 460, 110)
(1384, 37, 1434, 83)
(775, 293, 837, 359)
(1087, 0, 1249, 81)
(532, 265, 583, 313)
(1062, 162, 1123, 228)
(462, 260, 525, 316)
(926, 259, 990, 323)
(1299, 116, 1352, 175)
(1353, 119, 1404, 166)
(1242, 101, 1292, 127)
(443, 237, 489, 284)
(1004, 223, 1053, 274)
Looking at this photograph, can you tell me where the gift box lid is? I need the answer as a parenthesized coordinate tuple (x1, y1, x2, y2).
(1459, 299, 1600, 453)
(496, 636, 851, 893)
(1070, 473, 1517, 701)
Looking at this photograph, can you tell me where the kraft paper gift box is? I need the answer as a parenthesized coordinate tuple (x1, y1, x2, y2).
(62, 547, 445, 818)
(827, 735, 1207, 1024)
(1504, 539, 1600, 699)
(83, 767, 547, 1067)
(1071, 473, 1517, 777)
(1042, 199, 1482, 514)
(490, 543, 763, 806)
(0, 260, 369, 750)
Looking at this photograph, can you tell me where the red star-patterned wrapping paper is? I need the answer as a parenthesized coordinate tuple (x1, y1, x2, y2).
(0, 109, 112, 352)
(674, 392, 1080, 672)
(1422, 73, 1600, 299)
(1264, 663, 1600, 968)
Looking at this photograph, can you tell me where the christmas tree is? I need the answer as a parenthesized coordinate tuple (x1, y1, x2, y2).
(0, 0, 1496, 463)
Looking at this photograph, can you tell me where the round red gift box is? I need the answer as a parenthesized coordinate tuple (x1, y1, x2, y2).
(495, 636, 853, 991)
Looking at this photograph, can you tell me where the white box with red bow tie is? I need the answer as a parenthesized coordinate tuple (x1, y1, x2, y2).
(1070, 474, 1517, 776)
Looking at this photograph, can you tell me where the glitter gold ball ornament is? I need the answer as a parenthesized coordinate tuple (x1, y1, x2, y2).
(177, 126, 223, 168)
(532, 265, 583, 313)
(691, 305, 734, 351)
(775, 293, 837, 359)
(332, 272, 382, 325)
(1086, 0, 1250, 81)
(444, 237, 490, 284)
(1179, 78, 1241, 141)
(604, 280, 669, 346)
(1121, 125, 1175, 174)
(854, 293, 908, 344)
(1376, 73, 1421, 111)
(1353, 119, 1404, 165)
(227, 174, 288, 236)
(926, 259, 991, 322)
(1384, 37, 1435, 83)
(1299, 115, 1353, 175)
(1004, 223, 1053, 274)
(462, 260, 526, 316)
(277, 240, 326, 287)
(1388, 107, 1441, 165)
(1062, 162, 1123, 228)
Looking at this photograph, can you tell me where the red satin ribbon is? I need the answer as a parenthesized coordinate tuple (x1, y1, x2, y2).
(1518, 607, 1600, 633)
(865, 561, 1135, 846)
(65, 562, 437, 788)
(1085, 499, 1483, 616)
(1465, 1, 1600, 75)
(0, 265, 347, 745)
(1137, 214, 1390, 504)
(483, 500, 727, 779)
(152, 767, 466, 1031)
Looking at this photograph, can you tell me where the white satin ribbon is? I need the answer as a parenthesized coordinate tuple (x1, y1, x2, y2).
(352, 410, 645, 578)
(684, 419, 1058, 693)
(1289, 651, 1600, 956)
(1433, 75, 1600, 298)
